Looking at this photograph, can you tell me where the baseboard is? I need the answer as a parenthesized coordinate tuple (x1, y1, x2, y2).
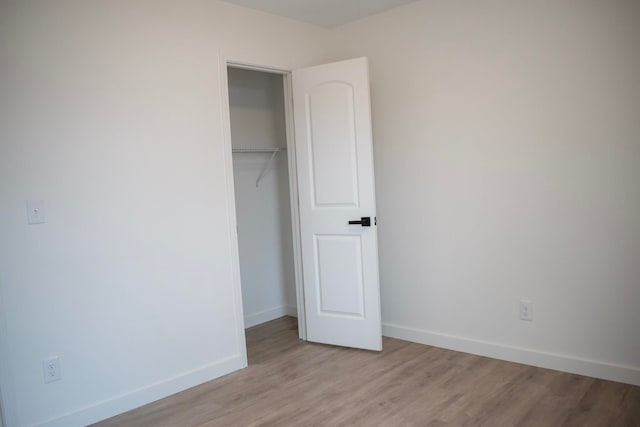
(383, 322, 640, 386)
(285, 305, 297, 318)
(244, 305, 297, 328)
(35, 355, 246, 427)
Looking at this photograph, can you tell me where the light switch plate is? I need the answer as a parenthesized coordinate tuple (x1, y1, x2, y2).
(27, 200, 46, 224)
(519, 300, 533, 321)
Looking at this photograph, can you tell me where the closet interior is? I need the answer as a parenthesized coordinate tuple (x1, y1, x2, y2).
(228, 67, 298, 331)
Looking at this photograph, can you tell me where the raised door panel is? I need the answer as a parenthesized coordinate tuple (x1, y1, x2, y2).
(306, 82, 359, 208)
(314, 235, 364, 318)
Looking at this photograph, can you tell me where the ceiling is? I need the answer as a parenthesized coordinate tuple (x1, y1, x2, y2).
(218, 0, 420, 28)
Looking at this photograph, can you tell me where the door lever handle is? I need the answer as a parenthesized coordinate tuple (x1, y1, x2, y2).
(348, 217, 371, 227)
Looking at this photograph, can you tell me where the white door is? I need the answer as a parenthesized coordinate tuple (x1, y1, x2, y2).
(292, 57, 382, 351)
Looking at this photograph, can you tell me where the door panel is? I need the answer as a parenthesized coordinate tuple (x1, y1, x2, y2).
(292, 57, 382, 351)
(315, 234, 365, 318)
(306, 82, 359, 207)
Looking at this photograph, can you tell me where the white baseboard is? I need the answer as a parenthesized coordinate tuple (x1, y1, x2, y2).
(285, 305, 297, 318)
(244, 305, 297, 328)
(383, 322, 640, 386)
(35, 355, 246, 427)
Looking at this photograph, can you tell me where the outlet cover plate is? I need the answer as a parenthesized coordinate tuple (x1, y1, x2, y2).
(43, 357, 61, 383)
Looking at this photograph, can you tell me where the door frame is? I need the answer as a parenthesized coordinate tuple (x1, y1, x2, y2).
(219, 56, 307, 354)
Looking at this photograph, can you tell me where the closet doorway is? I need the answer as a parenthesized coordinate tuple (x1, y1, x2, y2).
(223, 57, 384, 357)
(226, 65, 306, 341)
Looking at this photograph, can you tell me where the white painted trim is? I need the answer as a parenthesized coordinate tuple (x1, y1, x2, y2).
(282, 72, 307, 341)
(244, 305, 297, 328)
(227, 61, 288, 75)
(34, 355, 245, 427)
(218, 53, 249, 365)
(383, 322, 640, 386)
(222, 56, 307, 343)
(285, 305, 298, 318)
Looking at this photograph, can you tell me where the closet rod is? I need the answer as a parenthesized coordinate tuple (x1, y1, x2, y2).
(232, 147, 287, 187)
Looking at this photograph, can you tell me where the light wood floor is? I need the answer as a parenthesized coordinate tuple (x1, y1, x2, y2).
(93, 316, 640, 427)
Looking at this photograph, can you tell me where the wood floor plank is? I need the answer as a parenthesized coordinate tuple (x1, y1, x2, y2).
(517, 373, 594, 427)
(562, 379, 640, 427)
(92, 316, 640, 427)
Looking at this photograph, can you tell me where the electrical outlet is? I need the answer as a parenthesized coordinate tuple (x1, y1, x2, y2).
(43, 357, 61, 383)
(519, 300, 533, 321)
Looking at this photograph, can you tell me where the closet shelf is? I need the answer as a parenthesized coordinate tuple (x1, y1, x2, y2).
(232, 147, 287, 187)
(232, 147, 286, 153)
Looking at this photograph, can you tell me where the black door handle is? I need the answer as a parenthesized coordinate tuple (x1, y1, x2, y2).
(348, 217, 371, 227)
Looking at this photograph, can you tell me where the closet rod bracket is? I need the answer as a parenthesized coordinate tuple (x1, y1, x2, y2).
(255, 150, 278, 187)
(231, 147, 287, 187)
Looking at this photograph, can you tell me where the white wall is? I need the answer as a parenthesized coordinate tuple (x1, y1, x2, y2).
(228, 68, 297, 327)
(0, 1, 331, 426)
(2, 1, 639, 426)
(332, 0, 640, 384)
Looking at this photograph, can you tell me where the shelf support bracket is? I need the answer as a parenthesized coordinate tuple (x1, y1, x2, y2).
(256, 150, 278, 187)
